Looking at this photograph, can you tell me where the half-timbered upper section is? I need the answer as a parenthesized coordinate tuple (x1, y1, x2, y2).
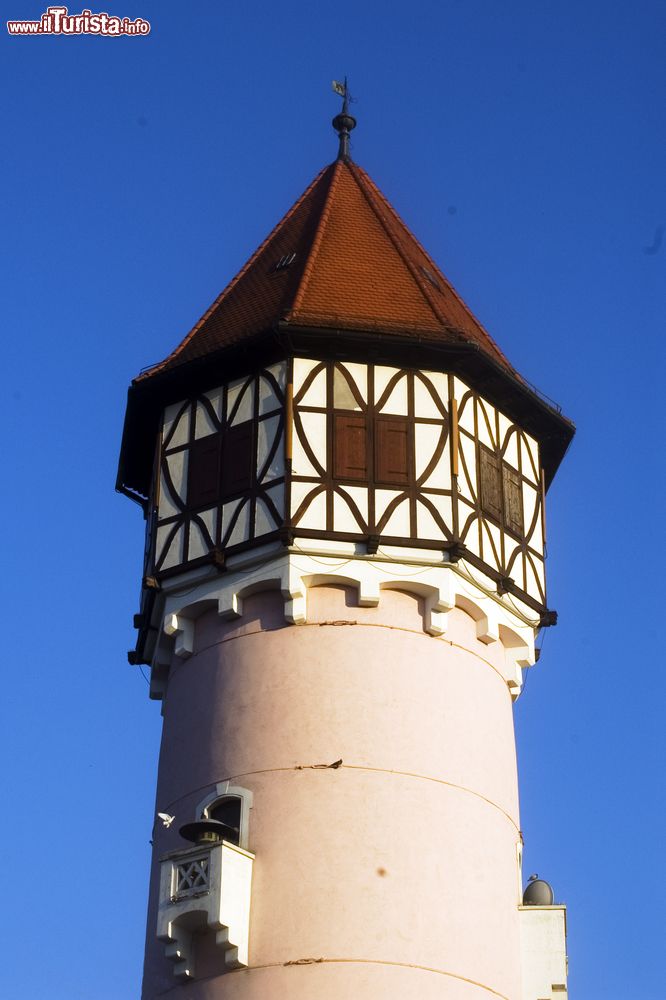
(118, 151, 574, 659)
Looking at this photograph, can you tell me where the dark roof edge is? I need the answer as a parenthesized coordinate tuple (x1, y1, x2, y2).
(117, 323, 574, 498)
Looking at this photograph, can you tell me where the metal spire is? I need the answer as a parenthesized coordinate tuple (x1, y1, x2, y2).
(331, 77, 356, 161)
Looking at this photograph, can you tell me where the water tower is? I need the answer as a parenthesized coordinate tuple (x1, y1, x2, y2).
(118, 95, 573, 999)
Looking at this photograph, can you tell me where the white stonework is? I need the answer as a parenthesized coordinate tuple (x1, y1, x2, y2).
(147, 542, 539, 702)
(157, 840, 254, 980)
(519, 905, 568, 999)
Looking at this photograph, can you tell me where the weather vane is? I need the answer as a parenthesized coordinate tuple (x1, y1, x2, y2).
(331, 77, 357, 161)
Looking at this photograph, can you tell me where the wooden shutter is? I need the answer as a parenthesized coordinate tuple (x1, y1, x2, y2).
(334, 414, 367, 480)
(502, 464, 523, 535)
(479, 448, 502, 520)
(221, 421, 254, 497)
(375, 417, 409, 485)
(187, 433, 221, 509)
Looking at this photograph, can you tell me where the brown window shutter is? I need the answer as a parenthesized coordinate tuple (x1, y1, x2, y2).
(334, 414, 367, 480)
(375, 417, 409, 485)
(221, 421, 254, 497)
(502, 464, 523, 535)
(187, 434, 221, 509)
(479, 448, 502, 520)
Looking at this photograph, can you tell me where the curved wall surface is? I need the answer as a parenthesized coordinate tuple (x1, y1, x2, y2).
(143, 585, 524, 1000)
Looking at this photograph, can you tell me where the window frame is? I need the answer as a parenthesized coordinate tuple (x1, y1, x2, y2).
(185, 419, 256, 512)
(333, 410, 412, 489)
(478, 443, 525, 538)
(196, 783, 254, 851)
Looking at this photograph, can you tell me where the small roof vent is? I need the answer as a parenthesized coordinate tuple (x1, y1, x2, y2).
(522, 874, 555, 906)
(273, 252, 296, 272)
(420, 265, 441, 291)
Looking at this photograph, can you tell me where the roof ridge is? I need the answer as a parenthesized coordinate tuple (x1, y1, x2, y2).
(354, 164, 513, 370)
(348, 162, 448, 332)
(286, 160, 343, 320)
(136, 164, 330, 381)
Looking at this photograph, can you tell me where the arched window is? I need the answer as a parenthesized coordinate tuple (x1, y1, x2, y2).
(207, 796, 241, 846)
(196, 783, 253, 850)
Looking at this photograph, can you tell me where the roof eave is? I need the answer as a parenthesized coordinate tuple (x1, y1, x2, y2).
(117, 320, 574, 499)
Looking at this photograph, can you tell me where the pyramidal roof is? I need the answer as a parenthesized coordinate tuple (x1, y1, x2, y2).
(137, 158, 517, 381)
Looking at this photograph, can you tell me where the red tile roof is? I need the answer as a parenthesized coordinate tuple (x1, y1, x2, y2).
(137, 158, 517, 381)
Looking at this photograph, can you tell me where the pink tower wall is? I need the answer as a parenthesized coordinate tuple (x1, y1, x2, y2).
(143, 585, 523, 1000)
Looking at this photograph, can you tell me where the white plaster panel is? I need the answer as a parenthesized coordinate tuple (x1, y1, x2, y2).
(296, 411, 327, 472)
(157, 524, 184, 570)
(263, 481, 285, 519)
(415, 423, 446, 480)
(255, 498, 277, 537)
(158, 470, 180, 518)
(424, 492, 453, 528)
(199, 507, 216, 540)
(378, 374, 408, 415)
(532, 555, 545, 594)
(414, 372, 447, 419)
(504, 537, 524, 587)
(481, 520, 502, 571)
(521, 432, 540, 483)
(295, 488, 327, 530)
(459, 434, 477, 498)
(373, 365, 401, 401)
(256, 416, 283, 481)
(163, 401, 190, 448)
(523, 483, 538, 537)
(221, 499, 243, 540)
(422, 437, 451, 489)
(227, 378, 254, 425)
(525, 558, 541, 603)
(264, 433, 284, 483)
(266, 360, 287, 387)
(380, 496, 411, 536)
(336, 362, 367, 403)
(258, 372, 282, 415)
(497, 411, 512, 447)
(333, 490, 364, 533)
(166, 450, 188, 503)
(227, 501, 250, 547)
(528, 506, 544, 554)
(203, 385, 224, 421)
(513, 558, 527, 595)
(333, 366, 361, 409)
(503, 428, 520, 470)
(454, 378, 474, 430)
(374, 488, 402, 526)
(460, 509, 481, 557)
(477, 398, 497, 449)
(339, 484, 368, 522)
(188, 520, 210, 560)
(195, 401, 217, 439)
(297, 365, 327, 408)
(290, 479, 318, 516)
(416, 500, 445, 541)
(291, 429, 320, 478)
(293, 357, 322, 396)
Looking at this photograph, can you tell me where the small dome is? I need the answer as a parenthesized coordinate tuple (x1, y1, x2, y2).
(523, 876, 554, 905)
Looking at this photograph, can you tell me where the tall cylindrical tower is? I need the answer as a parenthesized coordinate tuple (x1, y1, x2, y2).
(118, 114, 574, 1000)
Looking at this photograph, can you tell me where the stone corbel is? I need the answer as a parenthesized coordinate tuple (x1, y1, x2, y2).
(163, 613, 194, 658)
(455, 594, 500, 645)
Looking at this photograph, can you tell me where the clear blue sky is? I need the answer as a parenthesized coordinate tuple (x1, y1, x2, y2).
(2, 2, 664, 997)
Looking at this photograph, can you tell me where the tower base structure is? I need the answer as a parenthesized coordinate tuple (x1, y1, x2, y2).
(141, 541, 562, 1000)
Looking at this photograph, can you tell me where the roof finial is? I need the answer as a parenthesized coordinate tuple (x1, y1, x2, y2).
(331, 77, 356, 161)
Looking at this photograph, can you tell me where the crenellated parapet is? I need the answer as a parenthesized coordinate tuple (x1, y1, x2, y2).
(146, 545, 539, 702)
